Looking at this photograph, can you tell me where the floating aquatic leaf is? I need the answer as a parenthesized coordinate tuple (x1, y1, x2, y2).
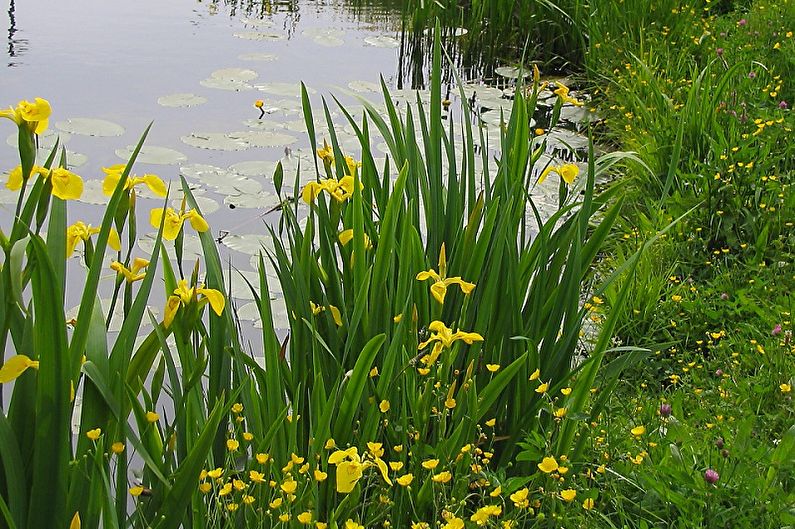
(207, 176, 263, 195)
(221, 233, 274, 255)
(559, 105, 600, 124)
(238, 52, 278, 62)
(223, 191, 279, 210)
(77, 180, 108, 205)
(157, 93, 208, 107)
(302, 28, 346, 39)
(55, 117, 125, 137)
(181, 132, 250, 151)
(312, 35, 344, 47)
(230, 130, 297, 148)
(7, 128, 69, 149)
(199, 77, 253, 91)
(233, 31, 285, 41)
(241, 119, 286, 131)
(138, 233, 204, 260)
(37, 148, 88, 169)
(211, 67, 259, 82)
(347, 80, 382, 93)
(173, 195, 219, 214)
(363, 36, 400, 48)
(180, 163, 227, 181)
(240, 18, 274, 28)
(494, 66, 530, 79)
(115, 145, 188, 165)
(228, 160, 277, 178)
(461, 84, 504, 101)
(255, 83, 316, 98)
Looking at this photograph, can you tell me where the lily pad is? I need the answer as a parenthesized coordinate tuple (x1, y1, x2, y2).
(364, 36, 400, 48)
(348, 80, 382, 93)
(494, 66, 530, 79)
(173, 195, 219, 215)
(461, 84, 505, 101)
(115, 145, 188, 165)
(7, 128, 69, 149)
(207, 176, 263, 195)
(157, 93, 208, 108)
(77, 180, 108, 205)
(229, 160, 277, 178)
(240, 17, 274, 28)
(199, 77, 253, 92)
(38, 149, 88, 169)
(221, 233, 274, 255)
(233, 31, 285, 41)
(181, 132, 250, 151)
(255, 83, 316, 98)
(238, 52, 278, 62)
(230, 130, 297, 148)
(138, 233, 204, 260)
(55, 118, 125, 137)
(180, 163, 227, 181)
(223, 191, 279, 209)
(211, 68, 259, 82)
(241, 119, 286, 131)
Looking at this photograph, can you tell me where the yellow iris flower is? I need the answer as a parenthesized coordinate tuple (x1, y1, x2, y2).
(163, 279, 225, 328)
(553, 84, 584, 107)
(0, 354, 40, 383)
(538, 163, 580, 186)
(110, 258, 150, 283)
(317, 140, 334, 164)
(327, 446, 391, 494)
(301, 175, 362, 204)
(417, 320, 484, 366)
(6, 164, 83, 200)
(102, 164, 167, 197)
(66, 221, 121, 257)
(149, 207, 208, 241)
(0, 97, 51, 134)
(416, 244, 475, 304)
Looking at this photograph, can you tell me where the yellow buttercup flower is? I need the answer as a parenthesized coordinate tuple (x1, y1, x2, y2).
(421, 458, 439, 470)
(471, 505, 502, 525)
(110, 258, 150, 283)
(314, 469, 328, 481)
(1, 97, 51, 133)
(102, 164, 166, 197)
(529, 368, 541, 381)
(630, 425, 646, 436)
(538, 163, 580, 186)
(535, 381, 549, 394)
(344, 521, 364, 529)
(780, 383, 792, 394)
(226, 438, 239, 451)
(396, 473, 413, 486)
(486, 364, 500, 372)
(416, 243, 475, 305)
(111, 442, 125, 454)
(129, 486, 144, 497)
(510, 487, 530, 508)
(249, 470, 265, 483)
(163, 279, 225, 328)
(441, 518, 464, 529)
(145, 411, 159, 423)
(560, 489, 577, 502)
(150, 206, 208, 241)
(432, 471, 452, 483)
(379, 400, 390, 413)
(66, 221, 121, 258)
(0, 355, 40, 383)
(538, 456, 558, 473)
(298, 512, 313, 524)
(281, 478, 298, 494)
(86, 428, 102, 441)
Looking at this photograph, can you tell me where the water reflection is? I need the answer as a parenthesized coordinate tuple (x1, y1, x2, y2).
(6, 0, 28, 67)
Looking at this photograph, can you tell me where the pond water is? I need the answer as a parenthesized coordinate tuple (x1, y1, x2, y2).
(1, 0, 594, 353)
